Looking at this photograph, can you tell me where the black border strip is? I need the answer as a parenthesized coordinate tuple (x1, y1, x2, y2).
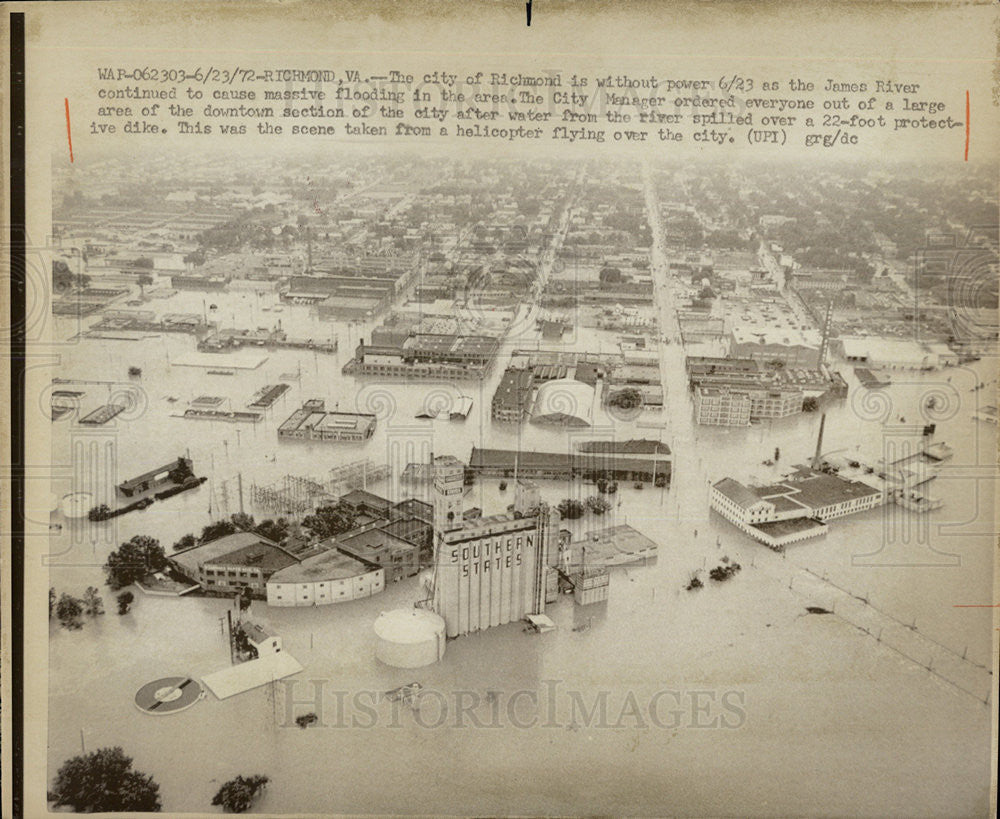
(9, 10, 26, 819)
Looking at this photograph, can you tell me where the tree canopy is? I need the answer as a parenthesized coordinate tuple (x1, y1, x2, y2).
(301, 503, 356, 539)
(211, 774, 269, 813)
(104, 535, 166, 590)
(50, 747, 162, 812)
(557, 499, 585, 520)
(56, 593, 84, 629)
(608, 387, 642, 410)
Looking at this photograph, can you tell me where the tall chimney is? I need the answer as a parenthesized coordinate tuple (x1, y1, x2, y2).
(812, 412, 827, 470)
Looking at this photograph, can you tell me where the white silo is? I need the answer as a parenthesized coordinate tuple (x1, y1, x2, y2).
(374, 608, 446, 668)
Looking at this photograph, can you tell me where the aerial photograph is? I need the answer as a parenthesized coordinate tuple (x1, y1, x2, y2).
(41, 149, 997, 815)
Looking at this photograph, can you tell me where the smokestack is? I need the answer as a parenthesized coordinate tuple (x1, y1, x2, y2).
(812, 412, 826, 470)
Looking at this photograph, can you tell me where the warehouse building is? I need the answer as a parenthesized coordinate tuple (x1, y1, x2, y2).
(277, 399, 377, 443)
(171, 532, 299, 597)
(266, 548, 384, 607)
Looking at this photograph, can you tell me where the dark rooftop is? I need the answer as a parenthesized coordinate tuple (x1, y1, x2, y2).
(577, 439, 671, 456)
(390, 498, 433, 523)
(337, 527, 416, 559)
(493, 368, 533, 409)
(340, 488, 392, 512)
(713, 477, 767, 509)
(171, 532, 298, 577)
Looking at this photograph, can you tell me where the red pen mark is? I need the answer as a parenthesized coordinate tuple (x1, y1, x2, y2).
(964, 90, 969, 161)
(65, 98, 74, 163)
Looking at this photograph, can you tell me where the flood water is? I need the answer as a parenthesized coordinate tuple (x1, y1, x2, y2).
(42, 291, 996, 816)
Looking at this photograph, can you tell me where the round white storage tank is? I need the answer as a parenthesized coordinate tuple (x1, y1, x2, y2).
(374, 608, 446, 668)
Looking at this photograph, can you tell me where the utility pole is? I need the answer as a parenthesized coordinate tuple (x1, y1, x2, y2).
(227, 609, 235, 665)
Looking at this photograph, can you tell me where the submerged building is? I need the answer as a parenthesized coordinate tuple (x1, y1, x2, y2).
(430, 456, 558, 638)
(468, 444, 671, 486)
(342, 332, 501, 380)
(266, 547, 385, 607)
(277, 399, 377, 443)
(171, 532, 299, 596)
(710, 470, 883, 549)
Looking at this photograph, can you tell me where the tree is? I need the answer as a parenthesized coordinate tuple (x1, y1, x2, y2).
(88, 503, 112, 522)
(255, 518, 289, 543)
(50, 746, 161, 812)
(301, 503, 356, 539)
(709, 562, 742, 582)
(56, 593, 84, 630)
(167, 457, 194, 485)
(173, 533, 197, 552)
(200, 519, 237, 543)
(802, 396, 819, 412)
(557, 499, 585, 520)
(599, 265, 622, 284)
(230, 512, 256, 532)
(232, 623, 257, 660)
(608, 388, 642, 410)
(52, 260, 89, 292)
(53, 259, 75, 291)
(211, 774, 269, 814)
(82, 586, 105, 616)
(774, 447, 781, 462)
(583, 495, 611, 515)
(585, 496, 612, 515)
(117, 591, 135, 615)
(105, 535, 166, 591)
(137, 273, 154, 296)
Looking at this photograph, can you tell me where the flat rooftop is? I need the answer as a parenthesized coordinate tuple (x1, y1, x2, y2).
(576, 524, 658, 555)
(469, 447, 671, 475)
(403, 333, 500, 357)
(268, 548, 374, 584)
(337, 527, 415, 558)
(577, 439, 671, 456)
(381, 517, 432, 546)
(204, 540, 299, 573)
(279, 406, 376, 433)
(202, 652, 303, 700)
(171, 532, 295, 577)
(749, 517, 826, 537)
(340, 489, 392, 511)
(779, 472, 882, 508)
(391, 498, 433, 521)
(321, 295, 382, 308)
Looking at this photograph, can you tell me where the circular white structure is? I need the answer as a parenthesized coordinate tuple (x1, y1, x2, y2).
(530, 378, 595, 427)
(374, 608, 446, 668)
(61, 492, 93, 519)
